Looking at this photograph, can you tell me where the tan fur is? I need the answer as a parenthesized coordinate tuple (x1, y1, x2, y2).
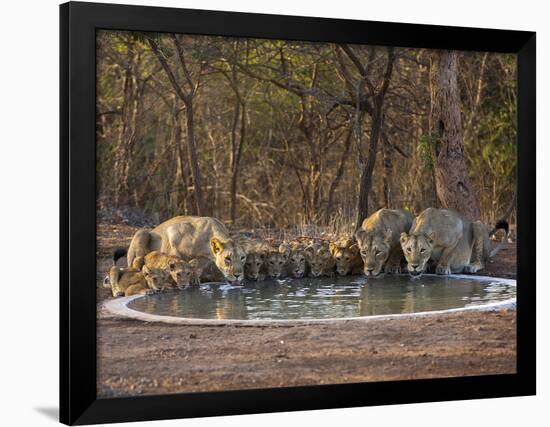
(330, 238, 363, 276)
(126, 216, 246, 284)
(134, 251, 200, 289)
(241, 240, 268, 281)
(108, 265, 167, 297)
(282, 241, 308, 278)
(355, 208, 414, 277)
(399, 208, 496, 277)
(264, 244, 289, 278)
(305, 241, 335, 277)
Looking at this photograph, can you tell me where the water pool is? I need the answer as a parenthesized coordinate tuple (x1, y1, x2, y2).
(122, 274, 516, 322)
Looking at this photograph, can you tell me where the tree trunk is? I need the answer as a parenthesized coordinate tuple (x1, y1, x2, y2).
(325, 130, 353, 221)
(230, 102, 246, 224)
(356, 107, 383, 228)
(172, 96, 189, 214)
(431, 50, 481, 220)
(184, 101, 206, 215)
(381, 131, 392, 208)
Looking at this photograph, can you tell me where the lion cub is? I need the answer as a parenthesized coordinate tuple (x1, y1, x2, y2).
(280, 241, 308, 278)
(241, 241, 268, 281)
(134, 251, 200, 290)
(104, 248, 167, 297)
(305, 241, 335, 277)
(107, 265, 167, 297)
(264, 244, 289, 279)
(330, 238, 363, 276)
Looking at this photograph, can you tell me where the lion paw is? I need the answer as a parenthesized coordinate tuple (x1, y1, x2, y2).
(385, 265, 401, 274)
(464, 264, 482, 274)
(435, 264, 451, 275)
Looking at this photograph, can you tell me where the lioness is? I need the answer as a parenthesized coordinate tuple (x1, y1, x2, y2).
(330, 238, 363, 276)
(355, 208, 415, 277)
(134, 251, 200, 290)
(305, 241, 335, 277)
(126, 216, 247, 285)
(399, 208, 508, 277)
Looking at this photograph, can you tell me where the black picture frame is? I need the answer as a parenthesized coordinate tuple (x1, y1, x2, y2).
(60, 1, 536, 425)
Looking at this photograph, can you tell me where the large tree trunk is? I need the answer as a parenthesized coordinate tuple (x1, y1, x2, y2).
(431, 50, 481, 220)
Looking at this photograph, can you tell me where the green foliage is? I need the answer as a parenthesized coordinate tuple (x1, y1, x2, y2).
(417, 132, 438, 171)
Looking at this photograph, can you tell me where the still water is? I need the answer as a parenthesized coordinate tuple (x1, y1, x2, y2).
(127, 275, 516, 320)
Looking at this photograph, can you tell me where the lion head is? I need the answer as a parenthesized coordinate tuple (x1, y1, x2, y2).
(142, 265, 169, 292)
(244, 250, 266, 280)
(167, 258, 200, 289)
(305, 242, 334, 277)
(210, 238, 247, 285)
(283, 242, 307, 278)
(330, 238, 362, 276)
(265, 245, 289, 278)
(399, 232, 434, 277)
(355, 228, 393, 277)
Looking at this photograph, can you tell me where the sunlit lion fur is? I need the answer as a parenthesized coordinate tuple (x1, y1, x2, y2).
(107, 265, 167, 297)
(126, 216, 246, 285)
(355, 208, 414, 277)
(133, 251, 200, 289)
(400, 208, 508, 277)
(329, 238, 363, 276)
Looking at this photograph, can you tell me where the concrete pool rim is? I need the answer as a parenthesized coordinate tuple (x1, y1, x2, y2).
(102, 274, 516, 326)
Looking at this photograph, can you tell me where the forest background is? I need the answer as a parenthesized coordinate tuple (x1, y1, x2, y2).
(96, 31, 517, 234)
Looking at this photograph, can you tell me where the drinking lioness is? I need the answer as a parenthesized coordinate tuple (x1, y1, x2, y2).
(126, 216, 247, 285)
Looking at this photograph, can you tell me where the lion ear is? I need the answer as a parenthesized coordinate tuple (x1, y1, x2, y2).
(384, 228, 393, 244)
(210, 238, 224, 255)
(349, 243, 359, 254)
(169, 261, 176, 270)
(189, 258, 199, 269)
(425, 232, 435, 244)
(329, 242, 337, 256)
(278, 243, 290, 258)
(142, 265, 151, 275)
(400, 232, 409, 245)
(355, 228, 366, 243)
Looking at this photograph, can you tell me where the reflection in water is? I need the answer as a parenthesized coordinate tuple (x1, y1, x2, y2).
(128, 275, 516, 320)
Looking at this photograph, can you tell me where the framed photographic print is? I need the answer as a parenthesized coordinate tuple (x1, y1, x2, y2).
(60, 1, 536, 425)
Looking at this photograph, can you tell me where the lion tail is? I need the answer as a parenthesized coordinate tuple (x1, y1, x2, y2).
(489, 219, 509, 258)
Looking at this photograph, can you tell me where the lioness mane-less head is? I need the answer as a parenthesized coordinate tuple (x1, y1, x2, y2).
(210, 238, 246, 284)
(355, 228, 393, 277)
(399, 232, 435, 277)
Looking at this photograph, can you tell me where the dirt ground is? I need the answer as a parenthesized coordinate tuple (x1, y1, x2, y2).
(96, 222, 517, 398)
